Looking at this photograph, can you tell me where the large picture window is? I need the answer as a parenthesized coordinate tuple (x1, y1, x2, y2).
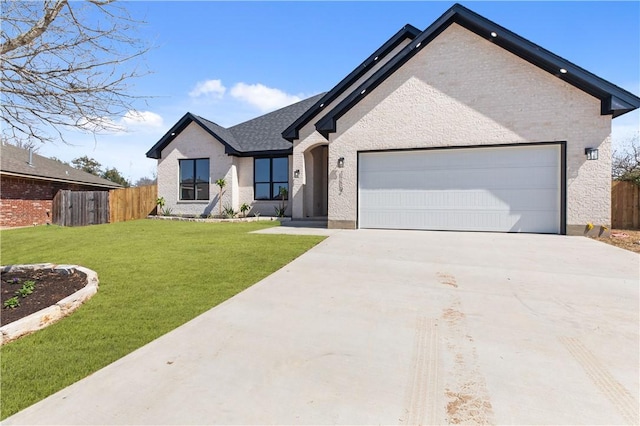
(179, 158, 209, 200)
(254, 157, 288, 200)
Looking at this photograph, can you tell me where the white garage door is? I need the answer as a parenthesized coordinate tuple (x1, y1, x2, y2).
(358, 145, 561, 233)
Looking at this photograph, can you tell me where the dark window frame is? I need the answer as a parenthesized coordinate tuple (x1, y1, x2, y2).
(253, 156, 289, 201)
(179, 158, 210, 201)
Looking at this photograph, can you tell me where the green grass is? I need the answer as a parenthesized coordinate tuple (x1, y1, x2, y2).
(0, 220, 324, 419)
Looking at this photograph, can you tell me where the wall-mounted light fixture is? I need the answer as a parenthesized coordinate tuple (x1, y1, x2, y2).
(293, 169, 300, 178)
(337, 157, 345, 168)
(585, 148, 599, 161)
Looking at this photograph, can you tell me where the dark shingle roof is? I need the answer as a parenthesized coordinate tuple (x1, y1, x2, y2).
(146, 94, 325, 159)
(193, 115, 242, 153)
(1, 143, 122, 188)
(228, 94, 325, 153)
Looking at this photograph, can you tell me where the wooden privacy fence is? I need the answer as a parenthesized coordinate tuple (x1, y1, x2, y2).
(612, 180, 640, 230)
(52, 190, 110, 226)
(52, 185, 157, 226)
(109, 185, 157, 223)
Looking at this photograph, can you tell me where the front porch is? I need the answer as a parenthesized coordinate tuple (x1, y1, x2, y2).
(292, 143, 328, 220)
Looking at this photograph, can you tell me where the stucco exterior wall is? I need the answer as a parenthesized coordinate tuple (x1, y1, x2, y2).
(323, 23, 611, 230)
(292, 131, 328, 218)
(157, 122, 233, 216)
(236, 155, 293, 217)
(156, 126, 292, 217)
(292, 39, 412, 219)
(236, 156, 254, 213)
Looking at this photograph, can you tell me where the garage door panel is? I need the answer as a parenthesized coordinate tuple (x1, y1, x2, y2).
(358, 145, 561, 233)
(360, 148, 558, 172)
(359, 208, 558, 233)
(361, 166, 559, 191)
(360, 188, 559, 211)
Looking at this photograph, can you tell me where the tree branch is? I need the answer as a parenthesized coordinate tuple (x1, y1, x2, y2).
(1, 0, 151, 144)
(0, 0, 67, 55)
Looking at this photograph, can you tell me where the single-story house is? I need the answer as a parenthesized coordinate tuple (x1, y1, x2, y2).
(0, 143, 121, 227)
(147, 3, 640, 235)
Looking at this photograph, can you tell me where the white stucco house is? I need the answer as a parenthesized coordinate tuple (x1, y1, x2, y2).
(146, 3, 639, 235)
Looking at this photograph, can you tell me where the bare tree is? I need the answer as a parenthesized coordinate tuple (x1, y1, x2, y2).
(134, 176, 156, 187)
(1, 0, 149, 145)
(1, 135, 40, 152)
(612, 133, 640, 185)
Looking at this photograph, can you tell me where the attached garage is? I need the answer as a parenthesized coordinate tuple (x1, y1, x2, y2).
(288, 4, 639, 234)
(358, 144, 564, 234)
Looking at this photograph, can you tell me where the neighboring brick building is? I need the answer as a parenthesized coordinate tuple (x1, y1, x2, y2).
(1, 144, 121, 228)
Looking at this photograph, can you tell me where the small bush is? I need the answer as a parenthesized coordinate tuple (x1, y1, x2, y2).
(3, 296, 20, 309)
(15, 281, 36, 298)
(240, 203, 250, 217)
(223, 205, 236, 219)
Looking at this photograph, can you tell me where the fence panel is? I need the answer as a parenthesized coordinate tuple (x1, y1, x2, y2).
(612, 180, 640, 230)
(52, 190, 110, 226)
(109, 185, 157, 223)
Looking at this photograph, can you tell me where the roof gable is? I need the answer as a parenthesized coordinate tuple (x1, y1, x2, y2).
(146, 95, 324, 159)
(315, 3, 640, 138)
(281, 24, 421, 142)
(145, 113, 241, 159)
(1, 144, 122, 188)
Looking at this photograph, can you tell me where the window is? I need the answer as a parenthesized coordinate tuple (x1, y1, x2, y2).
(254, 157, 288, 200)
(179, 159, 209, 200)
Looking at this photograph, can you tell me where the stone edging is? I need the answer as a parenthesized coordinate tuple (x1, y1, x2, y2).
(147, 215, 290, 223)
(1, 263, 99, 345)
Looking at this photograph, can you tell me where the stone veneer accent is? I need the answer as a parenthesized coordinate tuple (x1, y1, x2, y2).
(1, 264, 99, 345)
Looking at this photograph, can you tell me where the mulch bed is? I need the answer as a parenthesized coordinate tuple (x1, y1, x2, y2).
(591, 229, 640, 254)
(1, 268, 87, 326)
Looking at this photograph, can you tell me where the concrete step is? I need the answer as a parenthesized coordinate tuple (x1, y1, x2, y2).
(280, 219, 328, 228)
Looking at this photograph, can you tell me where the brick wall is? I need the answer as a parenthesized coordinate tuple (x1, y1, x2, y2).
(0, 175, 107, 227)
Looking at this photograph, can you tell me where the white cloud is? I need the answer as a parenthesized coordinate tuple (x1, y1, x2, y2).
(189, 79, 226, 98)
(120, 110, 165, 131)
(76, 110, 165, 135)
(76, 116, 124, 133)
(230, 82, 301, 112)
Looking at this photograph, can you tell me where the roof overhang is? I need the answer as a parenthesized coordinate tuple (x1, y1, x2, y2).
(281, 24, 422, 142)
(315, 3, 640, 138)
(237, 149, 292, 158)
(146, 113, 241, 159)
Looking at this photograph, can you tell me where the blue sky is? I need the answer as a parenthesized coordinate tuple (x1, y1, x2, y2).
(37, 1, 640, 182)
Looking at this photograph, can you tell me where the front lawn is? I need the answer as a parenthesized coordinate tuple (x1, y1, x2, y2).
(0, 220, 324, 419)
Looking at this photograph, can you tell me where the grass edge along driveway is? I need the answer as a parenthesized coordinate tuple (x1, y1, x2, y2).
(0, 220, 325, 419)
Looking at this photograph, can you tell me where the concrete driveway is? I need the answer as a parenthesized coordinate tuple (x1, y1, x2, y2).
(4, 230, 639, 425)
